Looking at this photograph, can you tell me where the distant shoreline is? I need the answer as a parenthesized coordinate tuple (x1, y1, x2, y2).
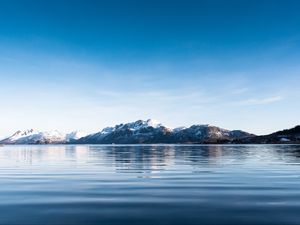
(1, 143, 300, 146)
(1, 120, 299, 145)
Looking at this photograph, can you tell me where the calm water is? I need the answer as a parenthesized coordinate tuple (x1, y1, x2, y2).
(0, 145, 300, 225)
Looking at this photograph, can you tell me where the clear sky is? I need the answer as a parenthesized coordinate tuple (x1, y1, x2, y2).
(0, 0, 300, 137)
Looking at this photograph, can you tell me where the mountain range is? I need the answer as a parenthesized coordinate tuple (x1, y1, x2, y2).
(0, 119, 299, 144)
(0, 129, 86, 144)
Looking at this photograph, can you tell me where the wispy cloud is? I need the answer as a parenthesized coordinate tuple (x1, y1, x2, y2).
(235, 96, 284, 106)
(231, 88, 249, 95)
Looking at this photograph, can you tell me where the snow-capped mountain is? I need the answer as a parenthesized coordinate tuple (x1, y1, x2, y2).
(0, 119, 254, 144)
(76, 119, 173, 144)
(0, 129, 86, 144)
(76, 119, 253, 144)
(171, 124, 253, 143)
(2, 121, 300, 144)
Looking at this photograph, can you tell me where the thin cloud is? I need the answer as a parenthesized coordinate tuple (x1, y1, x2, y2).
(231, 88, 249, 95)
(236, 96, 284, 105)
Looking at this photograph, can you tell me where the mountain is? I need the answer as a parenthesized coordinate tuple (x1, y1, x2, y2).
(171, 125, 254, 144)
(0, 129, 86, 144)
(76, 119, 174, 144)
(4, 120, 299, 145)
(76, 119, 253, 144)
(233, 125, 300, 144)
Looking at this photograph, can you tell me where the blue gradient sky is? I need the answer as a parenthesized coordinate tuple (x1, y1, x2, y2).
(0, 0, 300, 136)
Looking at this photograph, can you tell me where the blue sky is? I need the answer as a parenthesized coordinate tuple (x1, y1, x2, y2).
(0, 0, 300, 136)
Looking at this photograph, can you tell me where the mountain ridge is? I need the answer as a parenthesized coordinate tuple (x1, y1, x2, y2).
(0, 129, 86, 144)
(1, 119, 299, 144)
(233, 125, 300, 144)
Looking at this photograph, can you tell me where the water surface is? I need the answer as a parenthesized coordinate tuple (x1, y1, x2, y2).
(0, 144, 300, 225)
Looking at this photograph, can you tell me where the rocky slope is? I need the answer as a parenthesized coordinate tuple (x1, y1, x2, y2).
(233, 126, 300, 144)
(171, 125, 254, 144)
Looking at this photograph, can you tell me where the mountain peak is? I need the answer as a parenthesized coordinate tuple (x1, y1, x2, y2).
(115, 119, 163, 131)
(76, 120, 252, 144)
(145, 119, 161, 128)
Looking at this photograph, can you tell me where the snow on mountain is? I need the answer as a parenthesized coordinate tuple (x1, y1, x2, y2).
(143, 119, 161, 128)
(172, 126, 187, 132)
(0, 130, 86, 144)
(6, 129, 37, 142)
(65, 131, 87, 141)
(76, 119, 253, 144)
(76, 119, 171, 144)
(171, 124, 253, 143)
(0, 119, 255, 144)
(115, 119, 162, 131)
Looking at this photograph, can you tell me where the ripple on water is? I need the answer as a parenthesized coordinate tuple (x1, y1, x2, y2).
(0, 144, 300, 225)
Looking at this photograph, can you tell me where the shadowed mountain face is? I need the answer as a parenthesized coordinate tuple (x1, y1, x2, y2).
(75, 119, 253, 144)
(171, 125, 253, 144)
(275, 126, 300, 136)
(233, 126, 300, 144)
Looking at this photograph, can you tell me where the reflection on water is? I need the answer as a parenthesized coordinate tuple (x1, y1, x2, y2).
(0, 145, 300, 225)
